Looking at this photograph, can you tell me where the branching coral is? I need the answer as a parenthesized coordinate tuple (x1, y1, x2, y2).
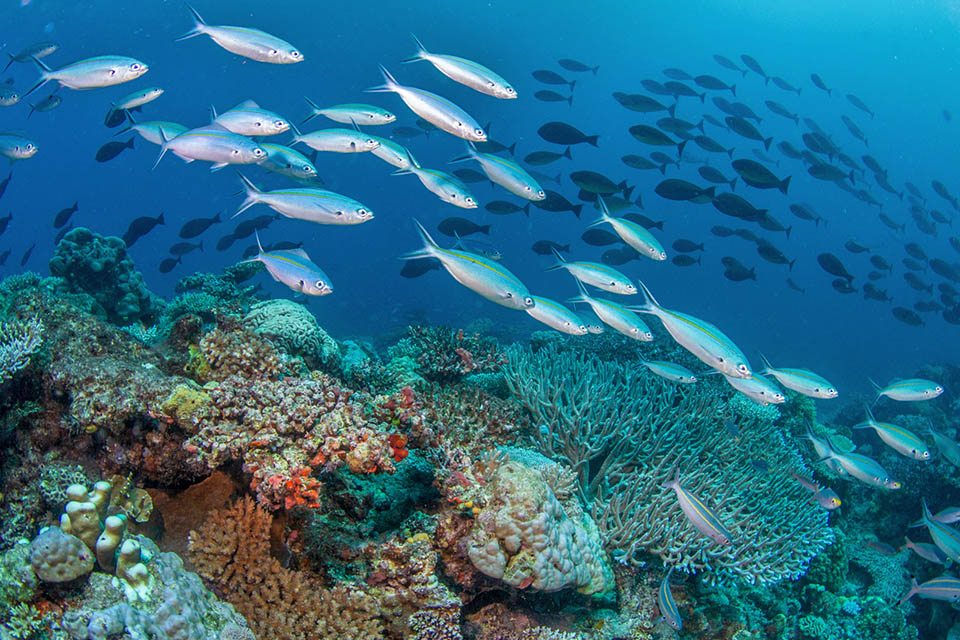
(503, 344, 834, 585)
(389, 326, 507, 384)
(0, 316, 43, 384)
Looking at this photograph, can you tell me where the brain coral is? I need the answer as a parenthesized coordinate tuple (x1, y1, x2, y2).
(243, 299, 341, 371)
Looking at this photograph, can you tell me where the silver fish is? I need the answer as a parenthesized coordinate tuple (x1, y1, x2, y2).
(394, 150, 477, 208)
(526, 295, 589, 335)
(260, 143, 318, 181)
(401, 34, 516, 99)
(244, 233, 331, 296)
(302, 99, 395, 126)
(899, 575, 960, 605)
(871, 377, 944, 402)
(113, 87, 164, 111)
(154, 123, 265, 171)
(176, 4, 303, 64)
(0, 134, 38, 162)
(26, 55, 148, 97)
(567, 280, 652, 341)
(853, 406, 930, 460)
(235, 174, 372, 225)
(658, 567, 682, 631)
(120, 120, 187, 146)
(639, 356, 697, 383)
(291, 126, 379, 153)
(919, 498, 960, 563)
(451, 143, 544, 201)
(930, 425, 960, 468)
(369, 136, 412, 170)
(546, 248, 636, 295)
(212, 100, 290, 136)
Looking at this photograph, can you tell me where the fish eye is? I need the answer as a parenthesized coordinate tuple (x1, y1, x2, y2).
(131, 63, 141, 70)
(367, 114, 375, 119)
(524, 296, 534, 306)
(232, 149, 240, 155)
(524, 186, 531, 192)
(291, 51, 301, 58)
(275, 120, 284, 127)
(537, 190, 545, 198)
(109, 69, 117, 76)
(475, 128, 484, 136)
(255, 122, 263, 127)
(488, 81, 495, 87)
(254, 148, 264, 156)
(737, 364, 749, 374)
(271, 49, 279, 55)
(455, 121, 463, 128)
(507, 87, 516, 94)
(505, 292, 513, 298)
(367, 138, 376, 145)
(358, 208, 369, 216)
(315, 280, 324, 289)
(466, 197, 475, 205)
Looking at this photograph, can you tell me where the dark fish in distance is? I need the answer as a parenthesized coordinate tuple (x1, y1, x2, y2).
(904, 272, 933, 293)
(0, 249, 8, 265)
(641, 79, 673, 96)
(771, 76, 801, 95)
(841, 115, 868, 147)
(533, 69, 575, 90)
(664, 68, 693, 81)
(672, 239, 704, 253)
(691, 135, 733, 158)
(832, 279, 857, 294)
(915, 300, 943, 313)
(658, 116, 703, 136)
(123, 212, 165, 248)
(892, 307, 924, 326)
(712, 193, 765, 221)
(558, 59, 599, 74)
(601, 246, 639, 265)
(169, 241, 202, 256)
(931, 259, 960, 283)
(538, 121, 598, 146)
(777, 141, 802, 160)
(838, 153, 864, 173)
(473, 138, 516, 156)
(622, 155, 660, 171)
(732, 228, 760, 243)
(628, 125, 685, 150)
(789, 203, 825, 226)
(437, 217, 489, 237)
(672, 254, 700, 267)
(53, 201, 78, 228)
(740, 54, 769, 83)
(810, 73, 831, 96)
(695, 74, 735, 95)
(54, 224, 73, 246)
(731, 159, 791, 194)
(863, 283, 892, 302)
(570, 170, 631, 196)
(726, 117, 772, 150)
(159, 256, 181, 274)
(868, 270, 885, 281)
(655, 179, 715, 201)
(869, 255, 892, 272)
(930, 209, 952, 225)
(846, 94, 874, 119)
(179, 212, 221, 238)
(0, 212, 11, 236)
(401, 258, 441, 278)
(844, 240, 870, 254)
(817, 253, 854, 282)
(535, 90, 572, 106)
(787, 278, 804, 293)
(612, 92, 676, 115)
(722, 256, 756, 281)
(451, 168, 487, 183)
(808, 163, 854, 184)
(240, 244, 259, 259)
(528, 169, 560, 185)
(216, 234, 238, 251)
(711, 225, 734, 238)
(703, 114, 728, 130)
(650, 151, 679, 169)
(0, 172, 11, 201)
(234, 215, 274, 239)
(698, 166, 737, 190)
(713, 54, 746, 76)
(877, 214, 903, 233)
(531, 190, 583, 217)
(415, 119, 437, 133)
(765, 100, 799, 125)
(663, 80, 705, 102)
(392, 126, 426, 139)
(20, 242, 35, 267)
(623, 213, 664, 230)
(802, 132, 837, 158)
(594, 194, 642, 212)
(531, 240, 570, 255)
(524, 148, 571, 165)
(485, 200, 529, 216)
(756, 238, 795, 269)
(95, 138, 135, 162)
(756, 212, 792, 239)
(267, 241, 304, 252)
(581, 229, 620, 246)
(104, 107, 128, 128)
(874, 173, 903, 200)
(719, 98, 763, 122)
(27, 93, 62, 118)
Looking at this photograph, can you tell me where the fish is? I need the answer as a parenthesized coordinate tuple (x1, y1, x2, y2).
(698, 166, 737, 190)
(235, 174, 373, 225)
(756, 215, 792, 240)
(0, 82, 20, 107)
(111, 86, 164, 112)
(158, 256, 181, 274)
(526, 296, 588, 335)
(891, 307, 924, 326)
(817, 445, 901, 490)
(53, 201, 79, 228)
(302, 100, 395, 126)
(810, 73, 831, 96)
(628, 125, 685, 150)
(786, 278, 804, 293)
(672, 239, 704, 253)
(711, 193, 764, 221)
(451, 168, 486, 183)
(0, 249, 8, 265)
(176, 4, 303, 64)
(854, 406, 930, 460)
(451, 143, 545, 201)
(531, 240, 569, 256)
(871, 378, 944, 402)
(179, 213, 221, 239)
(631, 280, 751, 378)
(691, 135, 733, 158)
(244, 233, 332, 296)
(601, 246, 640, 266)
(902, 536, 948, 565)
(473, 137, 516, 156)
(395, 150, 477, 209)
(0, 134, 38, 162)
(25, 55, 148, 97)
(558, 58, 598, 74)
(291, 125, 379, 154)
(367, 66, 485, 142)
(640, 356, 697, 384)
(154, 123, 265, 171)
(711, 226, 734, 238)
(756, 240, 792, 268)
(566, 280, 651, 340)
(534, 90, 572, 106)
(695, 74, 735, 95)
(532, 69, 575, 90)
(400, 259, 441, 278)
(918, 499, 960, 564)
(731, 159, 790, 194)
(658, 117, 703, 137)
(437, 217, 489, 237)
(658, 567, 682, 631)
(641, 79, 672, 96)
(19, 242, 35, 266)
(817, 253, 854, 282)
(612, 92, 676, 115)
(846, 93, 875, 119)
(123, 212, 164, 248)
(713, 54, 746, 76)
(723, 373, 786, 405)
(663, 80, 705, 102)
(771, 76, 801, 95)
(0, 211, 10, 234)
(260, 142, 320, 181)
(844, 240, 870, 254)
(788, 203, 825, 227)
(403, 35, 515, 99)
(530, 190, 583, 217)
(484, 201, 528, 217)
(740, 54, 768, 83)
(726, 117, 772, 150)
(899, 575, 960, 606)
(662, 469, 733, 545)
(216, 234, 238, 251)
(211, 100, 290, 137)
(777, 141, 803, 160)
(117, 117, 188, 147)
(589, 198, 666, 261)
(581, 229, 620, 246)
(538, 122, 598, 146)
(790, 474, 841, 510)
(3, 41, 58, 73)
(95, 138, 135, 163)
(832, 279, 857, 294)
(904, 272, 933, 293)
(546, 248, 636, 295)
(524, 148, 572, 166)
(570, 171, 630, 197)
(27, 93, 61, 118)
(401, 219, 533, 309)
(169, 241, 202, 256)
(758, 354, 837, 399)
(731, 228, 760, 243)
(930, 426, 960, 468)
(655, 179, 714, 202)
(765, 100, 799, 125)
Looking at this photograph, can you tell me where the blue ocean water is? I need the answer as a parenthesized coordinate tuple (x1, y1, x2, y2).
(1, 0, 958, 407)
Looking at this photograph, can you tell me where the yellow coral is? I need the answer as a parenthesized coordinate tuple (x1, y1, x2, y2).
(161, 384, 212, 424)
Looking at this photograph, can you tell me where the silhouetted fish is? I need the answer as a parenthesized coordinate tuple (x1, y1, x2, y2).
(713, 54, 746, 76)
(179, 212, 221, 238)
(532, 69, 575, 90)
(722, 256, 756, 281)
(672, 254, 700, 267)
(216, 234, 238, 251)
(0, 172, 11, 201)
(485, 200, 529, 216)
(810, 73, 831, 96)
(558, 59, 598, 74)
(524, 148, 571, 165)
(400, 258, 441, 278)
(581, 228, 620, 246)
(535, 90, 572, 106)
(437, 217, 489, 237)
(538, 121, 598, 146)
(817, 253, 854, 281)
(53, 201, 78, 228)
(169, 241, 202, 256)
(892, 307, 924, 326)
(612, 92, 675, 115)
(846, 93, 874, 119)
(0, 212, 11, 236)
(740, 54, 769, 83)
(123, 212, 165, 247)
(20, 242, 35, 266)
(95, 138, 135, 162)
(159, 256, 181, 274)
(530, 190, 583, 217)
(531, 240, 570, 255)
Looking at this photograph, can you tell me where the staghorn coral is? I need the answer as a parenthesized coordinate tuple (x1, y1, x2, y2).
(504, 344, 834, 585)
(187, 497, 385, 639)
(388, 326, 507, 384)
(243, 299, 341, 371)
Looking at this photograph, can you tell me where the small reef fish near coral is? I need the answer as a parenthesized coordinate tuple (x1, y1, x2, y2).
(1, 1, 960, 639)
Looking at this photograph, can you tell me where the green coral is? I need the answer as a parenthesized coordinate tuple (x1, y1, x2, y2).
(160, 384, 212, 424)
(1, 603, 45, 639)
(804, 529, 848, 592)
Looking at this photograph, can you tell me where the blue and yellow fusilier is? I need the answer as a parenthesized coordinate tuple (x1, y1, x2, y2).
(117, 117, 187, 147)
(212, 100, 290, 137)
(401, 220, 534, 310)
(0, 134, 38, 162)
(111, 87, 164, 112)
(234, 174, 373, 225)
(919, 498, 960, 563)
(367, 66, 486, 142)
(591, 198, 667, 261)
(817, 443, 901, 490)
(662, 470, 734, 546)
(631, 280, 752, 379)
(853, 406, 930, 460)
(929, 425, 960, 468)
(870, 377, 945, 402)
(402, 34, 516, 99)
(176, 4, 303, 65)
(526, 296, 589, 335)
(546, 248, 636, 295)
(898, 575, 960, 606)
(243, 233, 332, 297)
(302, 99, 396, 126)
(259, 143, 319, 182)
(368, 136, 413, 170)
(153, 123, 265, 171)
(394, 150, 477, 209)
(721, 373, 786, 405)
(801, 425, 848, 476)
(25, 55, 148, 97)
(290, 123, 380, 154)
(658, 566, 682, 631)
(638, 355, 697, 384)
(567, 280, 652, 340)
(758, 354, 838, 399)
(450, 142, 545, 201)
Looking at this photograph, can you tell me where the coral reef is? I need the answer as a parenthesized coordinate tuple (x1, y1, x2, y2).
(0, 316, 43, 384)
(243, 299, 341, 371)
(389, 326, 507, 384)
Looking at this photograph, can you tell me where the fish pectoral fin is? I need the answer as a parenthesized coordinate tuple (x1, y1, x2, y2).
(209, 162, 228, 172)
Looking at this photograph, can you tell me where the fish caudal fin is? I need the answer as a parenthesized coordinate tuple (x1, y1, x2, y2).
(897, 578, 920, 606)
(401, 34, 429, 64)
(152, 127, 173, 170)
(301, 97, 322, 125)
(176, 3, 208, 41)
(233, 173, 262, 218)
(634, 279, 662, 314)
(779, 175, 791, 195)
(543, 246, 568, 272)
(22, 56, 51, 98)
(366, 65, 399, 93)
(565, 278, 593, 305)
(400, 219, 440, 261)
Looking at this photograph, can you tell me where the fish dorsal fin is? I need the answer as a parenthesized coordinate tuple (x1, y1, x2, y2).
(278, 247, 311, 260)
(236, 99, 260, 110)
(195, 122, 232, 133)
